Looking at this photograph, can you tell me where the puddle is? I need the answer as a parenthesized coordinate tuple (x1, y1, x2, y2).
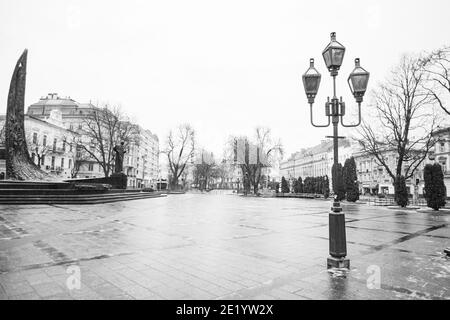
(327, 268, 349, 278)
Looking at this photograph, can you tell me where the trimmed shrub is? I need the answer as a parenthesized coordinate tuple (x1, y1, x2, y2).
(332, 163, 345, 201)
(323, 175, 330, 199)
(297, 177, 303, 193)
(424, 163, 447, 210)
(281, 176, 290, 193)
(343, 157, 359, 202)
(292, 178, 298, 193)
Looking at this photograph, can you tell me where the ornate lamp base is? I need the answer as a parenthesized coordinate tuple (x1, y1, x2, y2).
(327, 256, 350, 269)
(110, 172, 128, 189)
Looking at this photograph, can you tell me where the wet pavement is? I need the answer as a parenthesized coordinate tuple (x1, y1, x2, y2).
(0, 193, 449, 300)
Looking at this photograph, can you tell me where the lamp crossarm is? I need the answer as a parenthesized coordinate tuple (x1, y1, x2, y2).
(310, 103, 331, 128)
(340, 102, 361, 127)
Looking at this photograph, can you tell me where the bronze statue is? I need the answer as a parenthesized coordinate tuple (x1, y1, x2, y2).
(113, 142, 126, 173)
(5, 49, 49, 180)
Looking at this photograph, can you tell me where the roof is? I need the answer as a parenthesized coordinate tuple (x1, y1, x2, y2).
(25, 94, 160, 141)
(29, 97, 79, 107)
(288, 139, 351, 161)
(0, 114, 76, 133)
(432, 126, 450, 136)
(27, 94, 98, 114)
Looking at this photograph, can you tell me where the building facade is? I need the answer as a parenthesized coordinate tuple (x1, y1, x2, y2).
(430, 127, 450, 196)
(0, 112, 78, 179)
(352, 149, 426, 196)
(279, 138, 431, 197)
(24, 93, 160, 187)
(279, 139, 354, 190)
(124, 128, 159, 188)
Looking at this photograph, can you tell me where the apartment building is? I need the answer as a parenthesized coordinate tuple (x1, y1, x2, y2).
(25, 93, 160, 186)
(0, 111, 77, 179)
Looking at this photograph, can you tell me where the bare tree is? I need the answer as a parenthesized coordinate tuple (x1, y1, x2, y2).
(420, 46, 450, 115)
(61, 132, 90, 178)
(212, 159, 234, 189)
(26, 132, 51, 169)
(356, 55, 438, 204)
(229, 127, 283, 195)
(71, 144, 89, 178)
(164, 124, 195, 190)
(193, 149, 215, 191)
(78, 105, 140, 177)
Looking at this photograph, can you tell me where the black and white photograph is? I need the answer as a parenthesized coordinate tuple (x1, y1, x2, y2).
(0, 0, 449, 311)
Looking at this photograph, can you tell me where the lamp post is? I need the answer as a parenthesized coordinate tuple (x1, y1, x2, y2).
(301, 32, 370, 269)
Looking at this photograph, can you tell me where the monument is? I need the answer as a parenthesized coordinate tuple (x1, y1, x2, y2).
(113, 142, 126, 173)
(5, 49, 50, 180)
(110, 141, 127, 189)
(0, 49, 160, 203)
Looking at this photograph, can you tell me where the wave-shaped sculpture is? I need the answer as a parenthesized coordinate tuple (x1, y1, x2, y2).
(5, 49, 50, 180)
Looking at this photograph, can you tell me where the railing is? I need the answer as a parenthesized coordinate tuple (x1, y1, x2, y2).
(361, 195, 428, 206)
(51, 147, 66, 154)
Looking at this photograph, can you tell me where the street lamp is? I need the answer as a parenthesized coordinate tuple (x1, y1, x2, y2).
(302, 32, 370, 269)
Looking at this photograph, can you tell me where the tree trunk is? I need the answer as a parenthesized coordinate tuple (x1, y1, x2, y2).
(393, 175, 409, 207)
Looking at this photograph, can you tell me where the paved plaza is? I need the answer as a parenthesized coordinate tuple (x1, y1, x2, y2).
(0, 193, 449, 300)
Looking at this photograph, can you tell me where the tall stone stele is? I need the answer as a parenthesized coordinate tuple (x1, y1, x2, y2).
(5, 49, 49, 180)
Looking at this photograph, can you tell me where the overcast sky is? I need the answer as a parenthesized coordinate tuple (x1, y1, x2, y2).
(1, 0, 449, 160)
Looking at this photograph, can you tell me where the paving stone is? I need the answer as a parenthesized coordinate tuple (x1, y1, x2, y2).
(8, 291, 41, 300)
(0, 195, 448, 300)
(32, 282, 66, 298)
(92, 283, 127, 299)
(25, 272, 53, 286)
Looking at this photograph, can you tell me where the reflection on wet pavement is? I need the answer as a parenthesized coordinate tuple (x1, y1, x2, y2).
(0, 194, 449, 300)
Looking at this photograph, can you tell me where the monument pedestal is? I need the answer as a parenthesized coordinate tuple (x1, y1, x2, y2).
(110, 172, 127, 189)
(66, 172, 127, 189)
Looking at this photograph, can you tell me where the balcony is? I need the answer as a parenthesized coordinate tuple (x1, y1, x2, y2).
(51, 147, 66, 154)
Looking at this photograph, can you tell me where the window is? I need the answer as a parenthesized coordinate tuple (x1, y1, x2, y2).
(68, 159, 72, 169)
(438, 156, 447, 172)
(88, 163, 94, 171)
(69, 143, 73, 152)
(440, 142, 445, 153)
(62, 141, 66, 152)
(41, 155, 45, 165)
(78, 123, 82, 130)
(61, 158, 64, 168)
(32, 133, 37, 144)
(31, 153, 35, 163)
(51, 156, 55, 169)
(43, 135, 47, 146)
(53, 138, 57, 152)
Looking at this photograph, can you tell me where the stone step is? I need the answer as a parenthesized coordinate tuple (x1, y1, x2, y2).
(0, 181, 71, 190)
(0, 189, 162, 197)
(0, 192, 167, 205)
